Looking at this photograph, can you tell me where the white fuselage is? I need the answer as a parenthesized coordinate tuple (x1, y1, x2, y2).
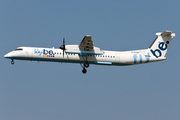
(4, 46, 166, 66)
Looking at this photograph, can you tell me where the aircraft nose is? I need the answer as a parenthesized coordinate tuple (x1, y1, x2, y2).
(4, 52, 11, 58)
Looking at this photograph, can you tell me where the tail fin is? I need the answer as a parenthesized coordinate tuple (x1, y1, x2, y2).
(149, 31, 175, 58)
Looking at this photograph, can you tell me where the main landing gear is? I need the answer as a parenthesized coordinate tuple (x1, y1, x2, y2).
(11, 59, 14, 65)
(81, 62, 89, 74)
(80, 55, 90, 74)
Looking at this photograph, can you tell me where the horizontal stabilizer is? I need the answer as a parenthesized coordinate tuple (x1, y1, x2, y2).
(156, 31, 175, 37)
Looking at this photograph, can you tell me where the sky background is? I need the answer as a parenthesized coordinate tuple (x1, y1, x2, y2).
(1, 0, 180, 120)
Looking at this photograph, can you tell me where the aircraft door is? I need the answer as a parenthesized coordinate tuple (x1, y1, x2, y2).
(27, 48, 32, 57)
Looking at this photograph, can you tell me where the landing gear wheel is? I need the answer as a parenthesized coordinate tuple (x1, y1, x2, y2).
(11, 59, 14, 65)
(80, 62, 89, 74)
(84, 62, 89, 68)
(82, 68, 87, 74)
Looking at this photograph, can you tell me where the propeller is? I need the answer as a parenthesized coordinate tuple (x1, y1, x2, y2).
(60, 38, 65, 57)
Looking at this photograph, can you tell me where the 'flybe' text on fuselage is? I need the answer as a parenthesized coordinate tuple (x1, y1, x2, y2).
(34, 49, 55, 57)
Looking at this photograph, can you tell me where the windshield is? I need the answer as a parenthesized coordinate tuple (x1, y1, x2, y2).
(14, 48, 23, 51)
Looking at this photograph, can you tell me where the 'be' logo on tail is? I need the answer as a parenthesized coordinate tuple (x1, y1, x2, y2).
(150, 41, 169, 58)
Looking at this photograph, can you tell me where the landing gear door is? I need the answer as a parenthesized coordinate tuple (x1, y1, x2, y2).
(115, 54, 120, 62)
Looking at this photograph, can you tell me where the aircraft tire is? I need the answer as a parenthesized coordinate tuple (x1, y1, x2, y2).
(11, 60, 14, 65)
(82, 68, 87, 74)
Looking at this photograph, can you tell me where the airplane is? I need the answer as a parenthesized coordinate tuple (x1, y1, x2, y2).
(4, 31, 175, 74)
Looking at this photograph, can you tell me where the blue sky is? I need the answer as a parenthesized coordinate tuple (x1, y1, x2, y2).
(1, 0, 180, 120)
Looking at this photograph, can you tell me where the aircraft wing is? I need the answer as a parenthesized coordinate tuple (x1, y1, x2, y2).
(65, 35, 104, 56)
(79, 35, 93, 51)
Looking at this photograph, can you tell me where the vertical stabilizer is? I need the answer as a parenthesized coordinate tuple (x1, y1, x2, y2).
(149, 31, 175, 58)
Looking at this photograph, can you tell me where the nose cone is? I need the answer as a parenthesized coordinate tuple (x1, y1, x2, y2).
(4, 52, 12, 59)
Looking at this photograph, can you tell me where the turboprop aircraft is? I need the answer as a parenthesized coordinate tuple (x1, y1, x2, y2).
(4, 31, 175, 74)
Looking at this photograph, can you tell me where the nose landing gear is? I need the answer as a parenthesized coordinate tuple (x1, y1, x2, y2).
(11, 59, 14, 65)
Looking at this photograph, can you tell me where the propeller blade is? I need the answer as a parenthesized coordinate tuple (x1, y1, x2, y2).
(60, 38, 66, 57)
(63, 50, 64, 57)
(63, 38, 65, 46)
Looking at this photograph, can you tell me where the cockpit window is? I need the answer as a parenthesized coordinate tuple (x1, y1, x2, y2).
(14, 48, 23, 51)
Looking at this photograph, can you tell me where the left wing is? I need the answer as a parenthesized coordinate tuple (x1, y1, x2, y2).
(79, 35, 93, 51)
